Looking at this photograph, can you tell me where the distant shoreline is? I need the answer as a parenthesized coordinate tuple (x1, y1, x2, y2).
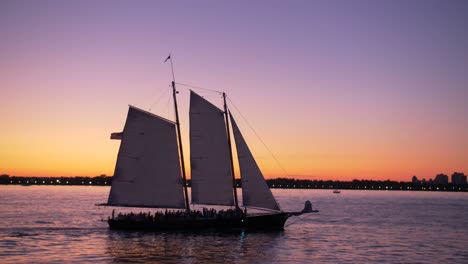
(1, 175, 467, 192)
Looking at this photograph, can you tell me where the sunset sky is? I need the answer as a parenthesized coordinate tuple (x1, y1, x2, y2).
(1, 0, 467, 181)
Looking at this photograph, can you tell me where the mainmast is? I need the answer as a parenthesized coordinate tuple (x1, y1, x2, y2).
(223, 92, 239, 209)
(167, 55, 190, 211)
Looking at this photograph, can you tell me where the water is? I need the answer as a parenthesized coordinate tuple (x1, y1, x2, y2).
(1, 186, 467, 263)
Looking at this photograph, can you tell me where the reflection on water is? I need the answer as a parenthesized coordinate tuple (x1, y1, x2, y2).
(1, 186, 468, 263)
(106, 230, 282, 263)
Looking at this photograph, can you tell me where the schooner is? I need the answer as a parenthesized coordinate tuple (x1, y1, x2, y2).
(102, 57, 317, 230)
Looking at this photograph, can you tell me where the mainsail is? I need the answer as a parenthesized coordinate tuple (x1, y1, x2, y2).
(189, 91, 234, 206)
(107, 106, 186, 208)
(229, 112, 281, 211)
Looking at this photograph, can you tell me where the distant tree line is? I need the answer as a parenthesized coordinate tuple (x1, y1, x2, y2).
(1, 173, 466, 192)
(0, 174, 112, 186)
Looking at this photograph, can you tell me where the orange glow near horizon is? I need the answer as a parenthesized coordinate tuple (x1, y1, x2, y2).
(2, 108, 466, 182)
(1, 80, 466, 181)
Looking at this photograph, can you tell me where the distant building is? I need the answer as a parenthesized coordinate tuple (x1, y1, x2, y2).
(433, 174, 449, 185)
(412, 176, 420, 185)
(452, 172, 467, 185)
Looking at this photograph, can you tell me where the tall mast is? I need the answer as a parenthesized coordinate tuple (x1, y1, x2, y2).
(168, 55, 190, 211)
(223, 92, 239, 208)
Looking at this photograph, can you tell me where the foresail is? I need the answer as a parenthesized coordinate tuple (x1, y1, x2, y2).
(107, 106, 186, 209)
(189, 91, 234, 206)
(229, 112, 280, 211)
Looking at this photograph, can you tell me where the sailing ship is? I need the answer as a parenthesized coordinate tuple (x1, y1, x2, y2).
(103, 65, 317, 231)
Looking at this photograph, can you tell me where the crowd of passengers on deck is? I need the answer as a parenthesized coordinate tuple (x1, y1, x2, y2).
(111, 207, 247, 221)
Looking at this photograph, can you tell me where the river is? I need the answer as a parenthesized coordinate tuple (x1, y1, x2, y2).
(1, 186, 467, 263)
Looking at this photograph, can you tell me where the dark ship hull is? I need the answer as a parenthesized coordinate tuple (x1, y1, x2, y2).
(108, 213, 291, 231)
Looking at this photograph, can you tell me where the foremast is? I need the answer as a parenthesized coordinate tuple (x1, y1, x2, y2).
(168, 55, 190, 212)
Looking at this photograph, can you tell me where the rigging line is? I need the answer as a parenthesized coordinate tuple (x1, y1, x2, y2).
(148, 86, 171, 111)
(227, 97, 291, 178)
(175, 82, 223, 94)
(163, 93, 172, 120)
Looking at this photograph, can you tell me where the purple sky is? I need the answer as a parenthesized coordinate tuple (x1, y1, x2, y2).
(1, 0, 467, 180)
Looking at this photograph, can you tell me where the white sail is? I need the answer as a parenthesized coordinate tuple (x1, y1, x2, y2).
(189, 91, 234, 206)
(229, 112, 280, 211)
(107, 106, 186, 208)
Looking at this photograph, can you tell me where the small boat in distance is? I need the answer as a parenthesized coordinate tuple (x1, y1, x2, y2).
(333, 190, 341, 194)
(100, 57, 318, 231)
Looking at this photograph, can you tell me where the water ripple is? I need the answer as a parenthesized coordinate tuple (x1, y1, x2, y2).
(1, 186, 468, 263)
